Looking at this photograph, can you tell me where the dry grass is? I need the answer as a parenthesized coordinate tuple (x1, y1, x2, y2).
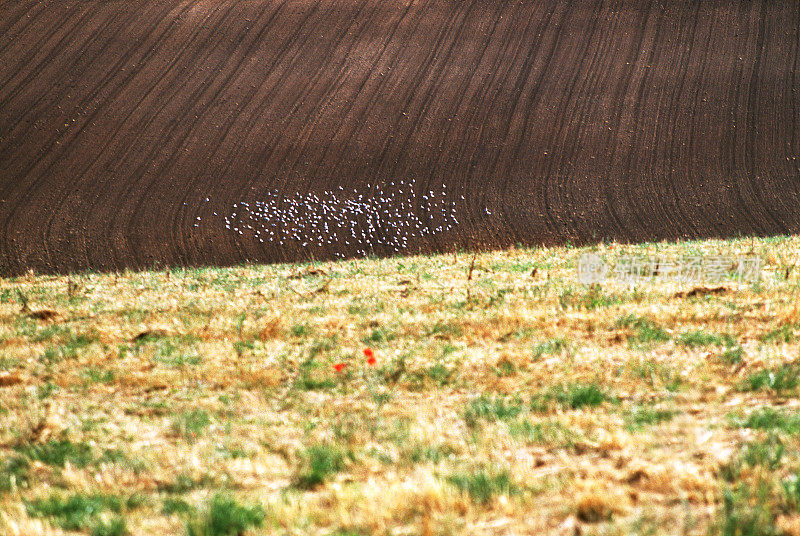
(1, 235, 800, 535)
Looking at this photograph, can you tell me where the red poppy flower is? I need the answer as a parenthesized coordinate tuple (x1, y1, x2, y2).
(333, 363, 347, 372)
(364, 348, 377, 365)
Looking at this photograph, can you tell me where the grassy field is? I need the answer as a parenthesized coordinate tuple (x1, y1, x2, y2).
(2, 236, 800, 535)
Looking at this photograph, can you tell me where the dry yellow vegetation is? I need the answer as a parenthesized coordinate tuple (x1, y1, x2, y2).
(1, 235, 800, 535)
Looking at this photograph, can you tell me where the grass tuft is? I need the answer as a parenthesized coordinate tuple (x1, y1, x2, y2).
(91, 516, 128, 536)
(738, 363, 800, 394)
(295, 444, 347, 489)
(676, 330, 735, 348)
(712, 483, 781, 536)
(531, 337, 569, 359)
(185, 493, 264, 536)
(624, 406, 677, 431)
(24, 493, 127, 531)
(728, 408, 800, 435)
(446, 470, 516, 505)
(615, 314, 670, 346)
(531, 383, 609, 411)
(171, 410, 212, 442)
(15, 439, 93, 468)
(0, 456, 29, 493)
(464, 395, 524, 424)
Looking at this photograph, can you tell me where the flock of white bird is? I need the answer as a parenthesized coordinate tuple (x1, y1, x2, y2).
(209, 179, 481, 258)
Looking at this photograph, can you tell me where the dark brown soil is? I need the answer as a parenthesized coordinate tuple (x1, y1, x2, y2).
(1, 0, 798, 276)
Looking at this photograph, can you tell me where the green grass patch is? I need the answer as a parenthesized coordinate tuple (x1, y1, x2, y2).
(405, 444, 457, 465)
(628, 358, 684, 391)
(719, 346, 745, 365)
(15, 439, 93, 468)
(291, 323, 313, 338)
(361, 327, 394, 345)
(0, 456, 29, 493)
(171, 410, 212, 442)
(740, 436, 785, 471)
(738, 363, 800, 394)
(295, 444, 348, 490)
(623, 406, 677, 431)
(492, 359, 517, 377)
(82, 367, 115, 384)
(506, 419, 579, 448)
(91, 517, 128, 536)
(531, 338, 569, 359)
(464, 395, 524, 424)
(156, 473, 212, 494)
(24, 493, 135, 532)
(560, 286, 623, 311)
(446, 470, 517, 505)
(760, 324, 798, 344)
(425, 363, 456, 385)
(530, 383, 609, 412)
(728, 407, 800, 435)
(676, 330, 735, 348)
(36, 330, 100, 366)
(721, 436, 786, 483)
(712, 482, 782, 536)
(782, 473, 800, 512)
(296, 355, 339, 391)
(615, 314, 670, 346)
(185, 493, 264, 536)
(149, 339, 202, 368)
(163, 497, 196, 516)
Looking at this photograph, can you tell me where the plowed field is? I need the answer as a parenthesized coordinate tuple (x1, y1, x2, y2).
(1, 0, 798, 275)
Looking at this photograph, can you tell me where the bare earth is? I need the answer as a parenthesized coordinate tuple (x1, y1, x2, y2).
(1, 0, 799, 275)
